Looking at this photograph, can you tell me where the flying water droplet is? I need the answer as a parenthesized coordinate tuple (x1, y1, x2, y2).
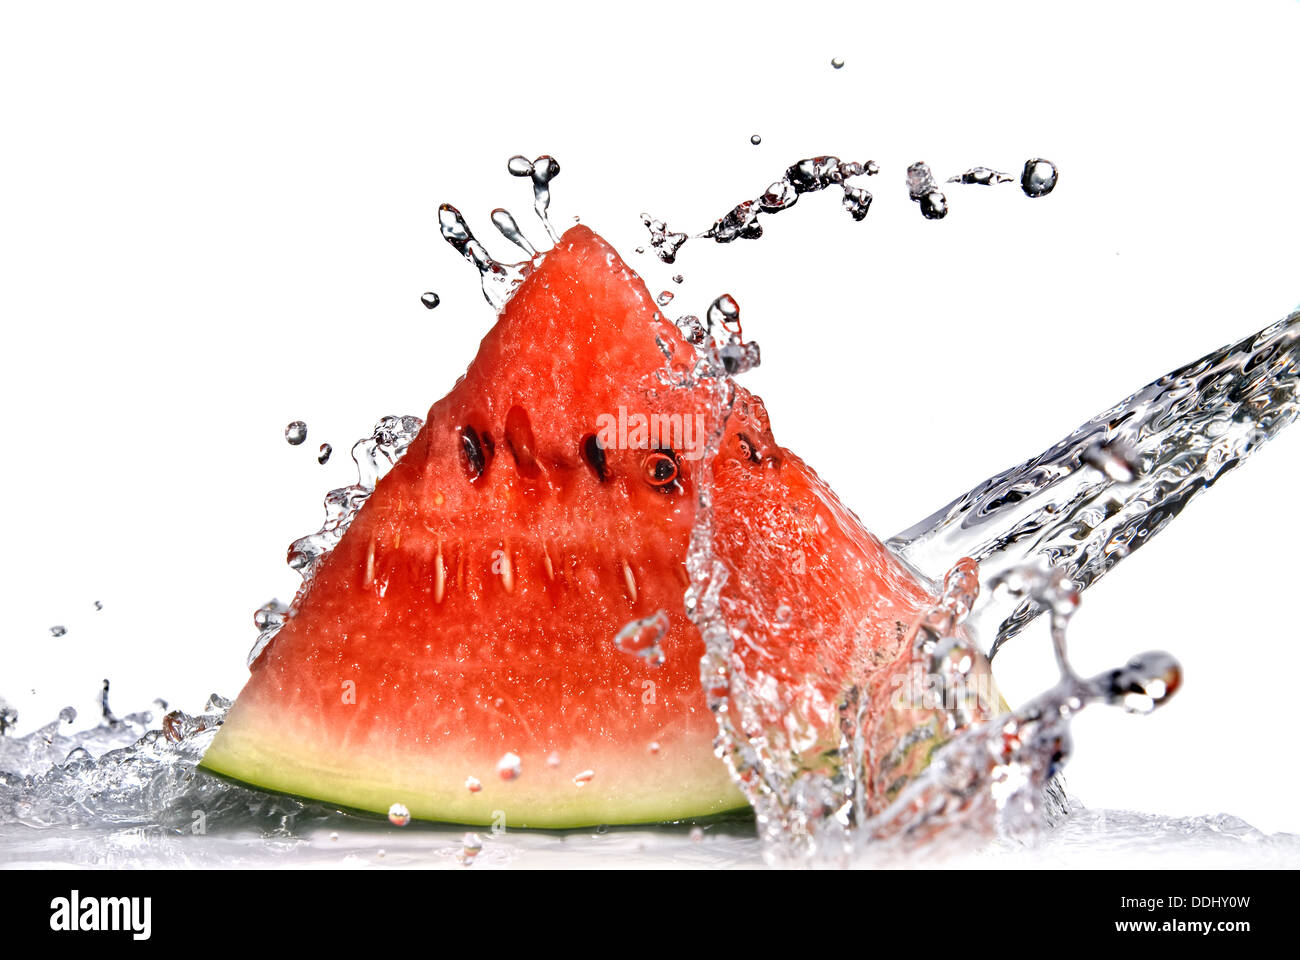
(522, 155, 562, 243)
(648, 741, 661, 754)
(49, 626, 66, 638)
(438, 203, 532, 311)
(547, 751, 560, 768)
(706, 294, 741, 334)
(491, 208, 538, 256)
(842, 184, 873, 221)
(656, 290, 675, 307)
(387, 802, 411, 827)
(750, 134, 762, 145)
(285, 421, 308, 445)
(317, 443, 332, 465)
(420, 291, 440, 309)
(496, 751, 522, 781)
(948, 166, 1015, 186)
(93, 601, 103, 611)
(465, 775, 482, 793)
(641, 213, 689, 264)
(672, 274, 684, 284)
(831, 57, 844, 69)
(690, 826, 704, 842)
(1021, 158, 1058, 198)
(907, 162, 948, 220)
(506, 155, 533, 177)
(572, 770, 595, 787)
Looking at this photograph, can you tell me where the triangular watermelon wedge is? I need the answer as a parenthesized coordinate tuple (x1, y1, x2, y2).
(200, 225, 956, 827)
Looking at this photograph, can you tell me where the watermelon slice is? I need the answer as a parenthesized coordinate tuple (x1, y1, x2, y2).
(200, 225, 950, 827)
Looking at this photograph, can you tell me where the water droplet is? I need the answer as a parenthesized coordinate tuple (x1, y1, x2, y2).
(648, 741, 661, 754)
(672, 274, 684, 284)
(253, 598, 289, 632)
(907, 162, 949, 220)
(948, 166, 1014, 186)
(1021, 158, 1058, 198)
(614, 610, 670, 666)
(572, 770, 595, 787)
(420, 291, 441, 309)
(58, 706, 77, 724)
(387, 802, 411, 827)
(831, 57, 844, 69)
(690, 826, 704, 842)
(507, 155, 534, 177)
(49, 625, 66, 638)
(640, 214, 690, 265)
(546, 751, 561, 768)
(93, 600, 103, 611)
(329, 831, 339, 841)
(465, 775, 482, 793)
(496, 751, 522, 781)
(750, 134, 762, 145)
(842, 184, 873, 221)
(919, 191, 948, 219)
(520, 155, 562, 243)
(460, 832, 484, 865)
(706, 294, 741, 333)
(317, 443, 332, 465)
(376, 848, 386, 858)
(656, 290, 675, 307)
(285, 421, 308, 445)
(490, 208, 538, 257)
(676, 315, 707, 345)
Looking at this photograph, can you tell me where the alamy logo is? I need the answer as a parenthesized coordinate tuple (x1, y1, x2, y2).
(49, 890, 151, 940)
(594, 406, 707, 461)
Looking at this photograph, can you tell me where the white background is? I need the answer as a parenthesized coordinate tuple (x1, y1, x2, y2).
(2, 1, 1299, 835)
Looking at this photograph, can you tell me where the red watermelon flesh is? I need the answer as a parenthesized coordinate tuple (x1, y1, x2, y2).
(200, 225, 946, 827)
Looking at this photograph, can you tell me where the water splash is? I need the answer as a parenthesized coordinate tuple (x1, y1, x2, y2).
(679, 321, 1189, 863)
(889, 309, 1300, 658)
(437, 204, 534, 312)
(646, 154, 1056, 260)
(250, 415, 424, 667)
(0, 688, 332, 835)
(507, 155, 562, 243)
(697, 156, 879, 251)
